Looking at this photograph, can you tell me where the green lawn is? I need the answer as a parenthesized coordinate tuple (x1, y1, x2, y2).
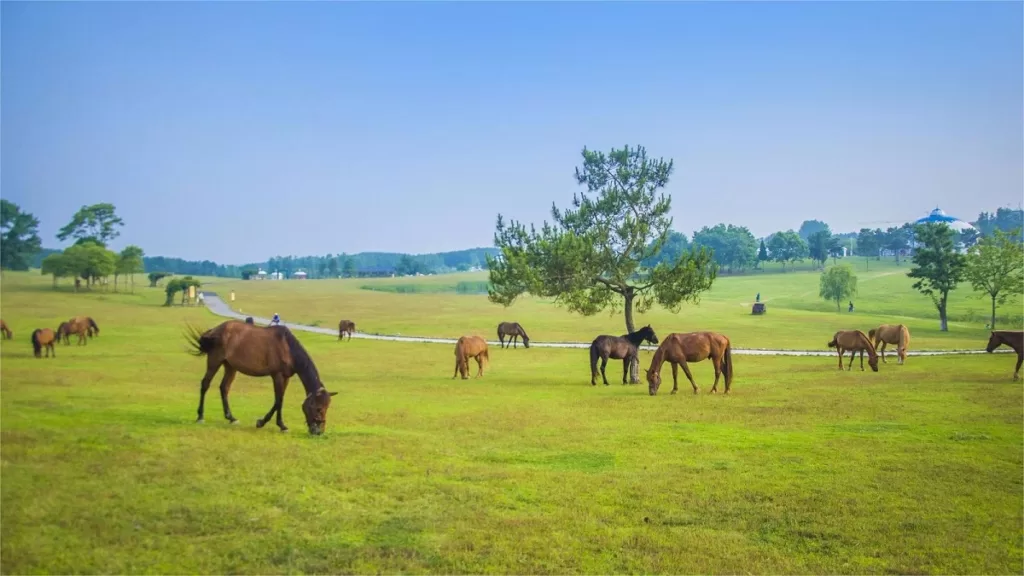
(206, 259, 1022, 351)
(1, 271, 1022, 574)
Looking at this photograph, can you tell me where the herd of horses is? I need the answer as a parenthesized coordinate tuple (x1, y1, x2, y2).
(4, 311, 1022, 437)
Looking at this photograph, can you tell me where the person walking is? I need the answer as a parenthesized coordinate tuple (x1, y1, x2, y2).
(756, 292, 760, 303)
(271, 312, 281, 326)
(848, 301, 854, 313)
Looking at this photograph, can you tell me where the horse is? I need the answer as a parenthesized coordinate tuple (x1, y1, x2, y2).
(644, 332, 733, 395)
(31, 328, 57, 358)
(338, 320, 356, 341)
(589, 325, 659, 386)
(985, 330, 1023, 381)
(62, 316, 99, 345)
(827, 330, 879, 372)
(0, 319, 11, 340)
(496, 322, 530, 349)
(868, 324, 911, 365)
(185, 320, 337, 435)
(453, 335, 489, 379)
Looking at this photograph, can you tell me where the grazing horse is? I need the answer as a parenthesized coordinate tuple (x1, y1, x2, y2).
(644, 332, 733, 395)
(986, 330, 1023, 381)
(827, 330, 879, 372)
(186, 320, 337, 435)
(62, 316, 99, 345)
(56, 322, 70, 345)
(453, 335, 489, 379)
(31, 328, 57, 358)
(0, 319, 11, 340)
(338, 319, 356, 341)
(496, 321, 530, 349)
(589, 325, 659, 386)
(868, 324, 911, 365)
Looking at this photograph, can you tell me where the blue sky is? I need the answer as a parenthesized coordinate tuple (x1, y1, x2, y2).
(2, 1, 1021, 263)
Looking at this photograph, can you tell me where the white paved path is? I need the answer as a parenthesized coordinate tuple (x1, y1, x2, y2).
(199, 291, 1008, 358)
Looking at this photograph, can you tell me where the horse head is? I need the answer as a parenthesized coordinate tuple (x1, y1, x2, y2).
(643, 325, 659, 345)
(986, 331, 1000, 353)
(645, 367, 662, 395)
(868, 354, 879, 372)
(302, 388, 339, 436)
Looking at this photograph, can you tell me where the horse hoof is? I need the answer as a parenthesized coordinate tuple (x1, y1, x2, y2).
(256, 419, 265, 428)
(229, 419, 239, 425)
(670, 390, 677, 395)
(279, 427, 289, 433)
(196, 418, 204, 423)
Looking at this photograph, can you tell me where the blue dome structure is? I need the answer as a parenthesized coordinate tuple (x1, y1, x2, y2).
(914, 207, 976, 232)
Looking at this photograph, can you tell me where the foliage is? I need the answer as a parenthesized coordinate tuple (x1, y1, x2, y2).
(641, 231, 690, 268)
(115, 245, 145, 292)
(857, 228, 882, 260)
(907, 223, 968, 331)
(56, 203, 124, 246)
(487, 145, 717, 381)
(692, 224, 757, 273)
(148, 272, 172, 287)
(797, 219, 830, 241)
(395, 254, 427, 276)
(164, 276, 201, 306)
(958, 228, 980, 249)
(0, 200, 42, 271)
(757, 239, 769, 268)
(767, 230, 808, 271)
(883, 224, 913, 263)
(974, 208, 1024, 240)
(965, 228, 1024, 330)
(819, 265, 858, 311)
(807, 228, 838, 268)
(41, 241, 118, 288)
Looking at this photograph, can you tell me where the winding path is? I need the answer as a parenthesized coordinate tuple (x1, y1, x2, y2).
(199, 292, 1006, 358)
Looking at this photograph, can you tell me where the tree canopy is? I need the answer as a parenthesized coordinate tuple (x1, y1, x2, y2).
(819, 265, 857, 312)
(0, 200, 42, 271)
(57, 203, 125, 246)
(798, 220, 829, 241)
(767, 230, 807, 271)
(692, 224, 757, 273)
(487, 144, 718, 382)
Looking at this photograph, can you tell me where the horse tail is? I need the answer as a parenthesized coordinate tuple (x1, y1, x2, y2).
(899, 325, 910, 358)
(723, 341, 733, 390)
(184, 323, 217, 357)
(31, 329, 42, 357)
(88, 317, 99, 336)
(867, 328, 876, 344)
(482, 346, 490, 367)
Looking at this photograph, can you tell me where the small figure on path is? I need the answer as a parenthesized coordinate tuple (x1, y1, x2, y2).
(270, 313, 281, 326)
(197, 292, 205, 306)
(848, 301, 854, 313)
(756, 292, 760, 303)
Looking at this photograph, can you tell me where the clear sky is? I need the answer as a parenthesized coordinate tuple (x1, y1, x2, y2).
(2, 1, 1021, 263)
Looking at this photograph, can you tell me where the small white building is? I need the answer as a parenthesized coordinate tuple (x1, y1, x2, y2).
(292, 271, 308, 280)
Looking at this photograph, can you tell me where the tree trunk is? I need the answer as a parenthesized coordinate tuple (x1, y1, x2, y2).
(624, 291, 640, 384)
(991, 294, 997, 330)
(114, 274, 119, 292)
(939, 294, 949, 332)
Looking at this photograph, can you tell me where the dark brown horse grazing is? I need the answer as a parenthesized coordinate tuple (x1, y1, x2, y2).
(589, 325, 659, 386)
(186, 320, 337, 435)
(827, 330, 879, 372)
(338, 319, 356, 341)
(453, 335, 489, 379)
(62, 316, 99, 345)
(0, 319, 12, 340)
(497, 321, 530, 349)
(56, 322, 71, 345)
(31, 328, 56, 358)
(645, 332, 733, 395)
(986, 330, 1023, 381)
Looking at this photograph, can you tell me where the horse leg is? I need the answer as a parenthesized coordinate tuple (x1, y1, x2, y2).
(218, 365, 239, 424)
(711, 356, 722, 394)
(846, 350, 856, 371)
(680, 362, 699, 394)
(498, 334, 505, 349)
(622, 357, 631, 385)
(257, 374, 289, 432)
(513, 335, 518, 349)
(196, 362, 220, 423)
(860, 350, 865, 371)
(1014, 352, 1022, 381)
(600, 356, 610, 386)
(671, 362, 679, 394)
(475, 354, 484, 378)
(836, 348, 844, 370)
(879, 342, 888, 363)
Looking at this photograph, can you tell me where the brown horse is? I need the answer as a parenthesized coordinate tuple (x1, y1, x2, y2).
(496, 321, 530, 349)
(338, 319, 356, 341)
(589, 325, 658, 386)
(644, 332, 733, 395)
(0, 319, 12, 340)
(827, 330, 879, 372)
(453, 335, 489, 379)
(31, 328, 56, 358)
(986, 330, 1023, 381)
(868, 324, 911, 365)
(62, 316, 99, 345)
(186, 320, 337, 435)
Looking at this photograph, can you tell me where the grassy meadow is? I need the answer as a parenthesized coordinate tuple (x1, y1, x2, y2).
(210, 258, 1022, 351)
(1, 269, 1022, 574)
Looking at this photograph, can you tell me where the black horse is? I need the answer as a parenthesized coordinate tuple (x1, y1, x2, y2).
(589, 325, 659, 385)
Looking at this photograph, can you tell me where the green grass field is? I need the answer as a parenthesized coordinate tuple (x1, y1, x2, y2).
(209, 259, 1022, 351)
(2, 270, 1022, 574)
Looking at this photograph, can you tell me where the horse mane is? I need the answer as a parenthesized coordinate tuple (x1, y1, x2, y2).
(518, 324, 530, 339)
(87, 317, 99, 333)
(278, 327, 323, 394)
(622, 326, 653, 346)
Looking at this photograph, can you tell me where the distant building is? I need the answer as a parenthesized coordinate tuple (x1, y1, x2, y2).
(255, 268, 268, 280)
(292, 271, 307, 280)
(913, 207, 976, 233)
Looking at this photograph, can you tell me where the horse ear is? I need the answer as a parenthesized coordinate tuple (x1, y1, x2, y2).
(329, 391, 338, 397)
